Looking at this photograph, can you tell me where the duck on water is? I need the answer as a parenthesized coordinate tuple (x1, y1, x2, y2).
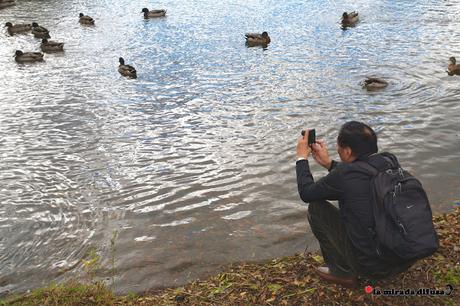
(245, 32, 271, 47)
(142, 8, 166, 18)
(118, 57, 137, 79)
(31, 22, 50, 39)
(14, 50, 44, 63)
(447, 57, 460, 76)
(40, 39, 64, 52)
(79, 13, 95, 25)
(362, 77, 388, 91)
(5, 22, 31, 35)
(342, 11, 359, 27)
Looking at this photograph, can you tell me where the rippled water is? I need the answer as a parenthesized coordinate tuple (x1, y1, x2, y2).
(1, 0, 460, 295)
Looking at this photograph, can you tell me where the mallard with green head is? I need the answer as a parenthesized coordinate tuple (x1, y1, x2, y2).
(142, 8, 166, 18)
(362, 77, 388, 91)
(342, 11, 359, 27)
(118, 57, 137, 79)
(447, 57, 460, 76)
(245, 32, 271, 46)
(14, 50, 44, 63)
(31, 22, 50, 38)
(40, 38, 64, 52)
(5, 22, 31, 35)
(79, 13, 95, 25)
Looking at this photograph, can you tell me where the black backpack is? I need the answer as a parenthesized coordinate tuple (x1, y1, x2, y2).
(356, 153, 439, 261)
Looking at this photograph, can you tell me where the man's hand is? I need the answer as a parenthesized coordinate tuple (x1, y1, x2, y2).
(296, 129, 311, 159)
(311, 139, 332, 169)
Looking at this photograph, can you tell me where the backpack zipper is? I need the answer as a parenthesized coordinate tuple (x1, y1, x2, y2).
(398, 221, 408, 235)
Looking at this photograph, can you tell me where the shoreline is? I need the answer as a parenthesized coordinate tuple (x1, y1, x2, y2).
(2, 207, 459, 305)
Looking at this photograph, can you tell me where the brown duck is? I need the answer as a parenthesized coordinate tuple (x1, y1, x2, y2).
(342, 11, 359, 27)
(447, 57, 460, 76)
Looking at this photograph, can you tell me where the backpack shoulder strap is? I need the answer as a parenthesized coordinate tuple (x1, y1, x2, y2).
(354, 152, 399, 176)
(368, 152, 399, 171)
(354, 160, 379, 176)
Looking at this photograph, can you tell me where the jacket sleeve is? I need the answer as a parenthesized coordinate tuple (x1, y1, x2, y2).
(296, 159, 344, 203)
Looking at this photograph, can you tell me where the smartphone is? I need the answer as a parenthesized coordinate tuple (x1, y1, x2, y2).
(308, 129, 316, 146)
(300, 129, 316, 146)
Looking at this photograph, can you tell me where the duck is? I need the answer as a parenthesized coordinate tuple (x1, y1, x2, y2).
(0, 0, 15, 9)
(245, 32, 271, 46)
(40, 38, 64, 52)
(14, 50, 44, 63)
(31, 22, 50, 38)
(79, 13, 95, 25)
(118, 57, 137, 79)
(141, 8, 166, 18)
(342, 11, 359, 27)
(447, 57, 460, 76)
(362, 77, 388, 90)
(5, 22, 31, 35)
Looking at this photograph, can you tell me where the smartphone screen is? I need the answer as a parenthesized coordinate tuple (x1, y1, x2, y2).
(308, 129, 316, 146)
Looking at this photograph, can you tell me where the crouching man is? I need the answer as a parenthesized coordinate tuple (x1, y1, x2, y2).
(295, 121, 435, 288)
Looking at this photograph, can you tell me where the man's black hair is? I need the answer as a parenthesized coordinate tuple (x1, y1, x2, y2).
(337, 121, 378, 157)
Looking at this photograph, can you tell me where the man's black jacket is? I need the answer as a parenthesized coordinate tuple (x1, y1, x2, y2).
(296, 157, 388, 274)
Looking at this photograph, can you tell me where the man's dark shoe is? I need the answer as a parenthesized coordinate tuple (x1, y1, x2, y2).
(314, 266, 358, 288)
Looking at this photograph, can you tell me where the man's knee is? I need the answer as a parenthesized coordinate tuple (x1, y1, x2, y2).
(308, 200, 327, 215)
(307, 200, 339, 223)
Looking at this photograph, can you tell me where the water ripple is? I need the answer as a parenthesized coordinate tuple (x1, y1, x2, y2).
(0, 0, 460, 295)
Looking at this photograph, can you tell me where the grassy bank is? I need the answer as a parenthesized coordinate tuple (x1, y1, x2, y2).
(2, 207, 459, 306)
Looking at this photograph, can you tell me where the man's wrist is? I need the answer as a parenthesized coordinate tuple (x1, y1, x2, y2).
(297, 156, 307, 162)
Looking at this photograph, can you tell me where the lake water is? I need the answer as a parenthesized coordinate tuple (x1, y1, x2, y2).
(0, 0, 459, 295)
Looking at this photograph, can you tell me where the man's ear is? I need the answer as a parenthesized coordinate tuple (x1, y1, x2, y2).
(343, 146, 354, 161)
